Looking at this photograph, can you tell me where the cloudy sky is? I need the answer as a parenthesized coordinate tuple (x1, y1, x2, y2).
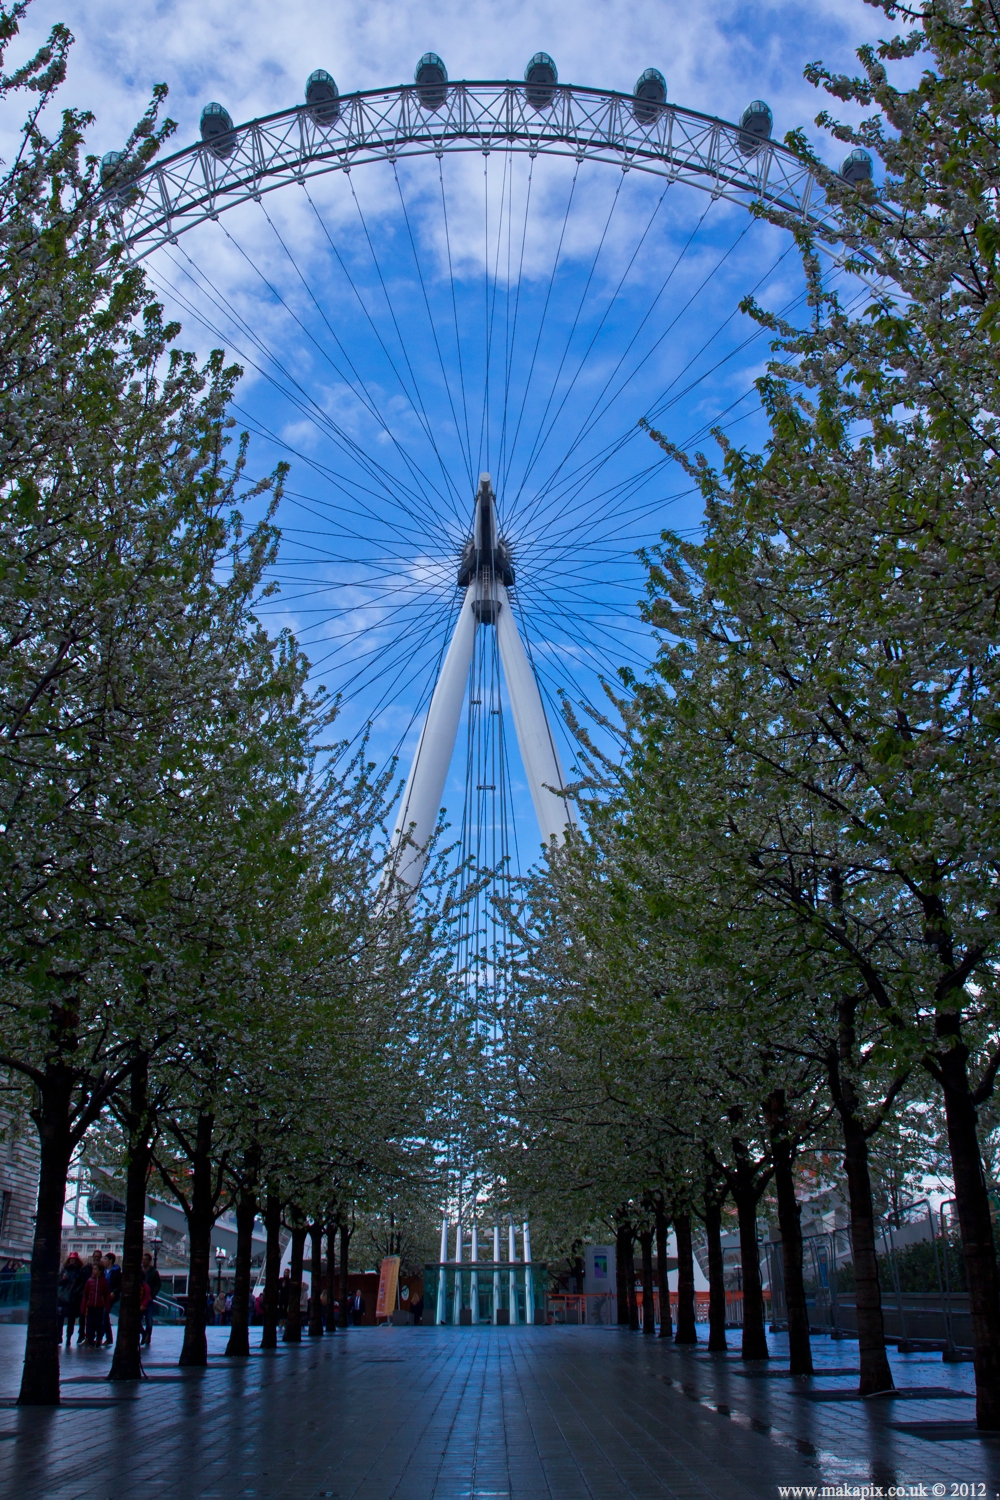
(7, 0, 902, 872)
(13, 0, 890, 165)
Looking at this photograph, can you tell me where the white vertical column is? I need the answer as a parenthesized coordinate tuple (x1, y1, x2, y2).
(470, 1223, 480, 1324)
(495, 583, 577, 845)
(452, 1220, 464, 1326)
(508, 1220, 519, 1326)
(522, 1221, 534, 1325)
(492, 1224, 501, 1325)
(436, 1218, 449, 1326)
(391, 591, 478, 896)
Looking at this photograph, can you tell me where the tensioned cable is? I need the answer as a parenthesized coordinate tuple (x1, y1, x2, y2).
(438, 156, 475, 477)
(515, 208, 757, 537)
(500, 158, 581, 499)
(342, 169, 469, 527)
(520, 237, 800, 538)
(518, 243, 863, 542)
(226, 405, 458, 558)
(147, 255, 450, 542)
(497, 154, 535, 506)
(392, 162, 475, 493)
(509, 190, 717, 532)
(253, 196, 466, 521)
(511, 164, 630, 501)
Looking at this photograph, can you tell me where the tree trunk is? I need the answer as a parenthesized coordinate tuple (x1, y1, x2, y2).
(308, 1222, 324, 1337)
(178, 1112, 215, 1368)
(615, 1219, 631, 1326)
(772, 1133, 812, 1376)
(283, 1221, 307, 1343)
(733, 1181, 768, 1361)
(261, 1193, 281, 1350)
(640, 1228, 655, 1335)
(625, 1227, 639, 1331)
(704, 1199, 727, 1353)
(937, 1045, 1000, 1429)
(339, 1220, 352, 1328)
(654, 1207, 672, 1339)
(674, 1214, 698, 1344)
(109, 1055, 152, 1381)
(325, 1220, 337, 1332)
(225, 1188, 257, 1357)
(838, 1098, 893, 1394)
(18, 1072, 73, 1406)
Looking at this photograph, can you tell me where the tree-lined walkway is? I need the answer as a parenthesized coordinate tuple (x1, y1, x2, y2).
(0, 1324, 996, 1499)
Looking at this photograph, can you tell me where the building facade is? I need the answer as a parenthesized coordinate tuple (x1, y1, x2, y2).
(0, 1105, 39, 1264)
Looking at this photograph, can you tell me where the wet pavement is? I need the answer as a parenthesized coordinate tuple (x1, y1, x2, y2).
(1, 1322, 998, 1499)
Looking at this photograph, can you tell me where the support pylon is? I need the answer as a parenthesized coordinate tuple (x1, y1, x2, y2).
(390, 473, 576, 896)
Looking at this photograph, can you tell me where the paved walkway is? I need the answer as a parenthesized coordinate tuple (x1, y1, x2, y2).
(1, 1323, 999, 1499)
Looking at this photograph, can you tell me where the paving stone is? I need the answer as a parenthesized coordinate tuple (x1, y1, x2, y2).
(1, 1325, 999, 1497)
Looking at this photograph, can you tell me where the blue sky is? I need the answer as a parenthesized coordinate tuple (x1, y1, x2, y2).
(8, 0, 900, 877)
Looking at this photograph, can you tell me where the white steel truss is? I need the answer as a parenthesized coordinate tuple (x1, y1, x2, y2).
(106, 81, 835, 260)
(391, 475, 576, 896)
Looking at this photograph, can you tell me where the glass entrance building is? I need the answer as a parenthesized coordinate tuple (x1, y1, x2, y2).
(424, 1262, 547, 1325)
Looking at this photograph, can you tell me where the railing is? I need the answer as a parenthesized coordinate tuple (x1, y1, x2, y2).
(0, 1269, 30, 1307)
(549, 1288, 732, 1326)
(152, 1294, 187, 1323)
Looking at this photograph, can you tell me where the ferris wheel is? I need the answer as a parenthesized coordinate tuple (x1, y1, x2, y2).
(104, 55, 859, 958)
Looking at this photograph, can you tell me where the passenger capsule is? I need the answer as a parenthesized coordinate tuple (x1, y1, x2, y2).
(415, 52, 448, 111)
(305, 69, 340, 126)
(524, 52, 557, 111)
(100, 150, 140, 207)
(632, 68, 666, 125)
(200, 102, 235, 159)
(841, 147, 873, 186)
(737, 100, 772, 155)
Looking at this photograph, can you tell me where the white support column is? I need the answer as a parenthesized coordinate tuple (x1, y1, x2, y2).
(436, 1218, 449, 1326)
(470, 1223, 479, 1324)
(495, 583, 577, 845)
(390, 591, 478, 896)
(522, 1221, 534, 1325)
(508, 1220, 519, 1326)
(452, 1220, 464, 1326)
(492, 1225, 501, 1325)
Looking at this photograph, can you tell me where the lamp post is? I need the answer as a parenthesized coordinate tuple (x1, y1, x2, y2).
(215, 1246, 226, 1297)
(151, 1233, 162, 1268)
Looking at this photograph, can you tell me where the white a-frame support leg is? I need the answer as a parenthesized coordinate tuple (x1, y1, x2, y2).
(391, 591, 477, 895)
(390, 475, 576, 900)
(494, 581, 577, 846)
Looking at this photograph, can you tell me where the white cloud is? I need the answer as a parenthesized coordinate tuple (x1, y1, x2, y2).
(13, 0, 890, 167)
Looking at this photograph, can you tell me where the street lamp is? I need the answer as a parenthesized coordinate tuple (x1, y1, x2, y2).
(151, 1233, 162, 1268)
(215, 1246, 226, 1296)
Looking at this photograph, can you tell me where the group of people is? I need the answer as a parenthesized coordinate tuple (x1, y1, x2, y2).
(57, 1249, 162, 1348)
(240, 1271, 368, 1327)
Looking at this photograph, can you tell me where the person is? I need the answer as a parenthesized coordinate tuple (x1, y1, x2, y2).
(57, 1252, 87, 1346)
(253, 1290, 264, 1323)
(214, 1290, 226, 1325)
(103, 1251, 121, 1346)
(410, 1292, 424, 1326)
(351, 1289, 365, 1326)
(138, 1275, 152, 1328)
(277, 1267, 291, 1321)
(80, 1254, 112, 1346)
(141, 1252, 161, 1347)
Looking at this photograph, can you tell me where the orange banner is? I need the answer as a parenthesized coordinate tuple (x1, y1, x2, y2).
(376, 1256, 401, 1320)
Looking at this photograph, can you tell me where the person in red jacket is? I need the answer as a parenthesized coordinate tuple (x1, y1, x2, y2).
(80, 1253, 112, 1346)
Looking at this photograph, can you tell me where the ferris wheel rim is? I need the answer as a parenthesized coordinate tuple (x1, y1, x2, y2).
(105, 79, 838, 260)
